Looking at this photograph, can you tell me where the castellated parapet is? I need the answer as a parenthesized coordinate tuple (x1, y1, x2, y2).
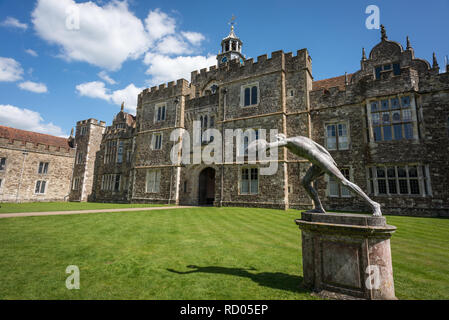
(139, 79, 193, 102)
(190, 49, 312, 95)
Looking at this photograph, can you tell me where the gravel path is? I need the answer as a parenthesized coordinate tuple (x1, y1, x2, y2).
(0, 206, 196, 219)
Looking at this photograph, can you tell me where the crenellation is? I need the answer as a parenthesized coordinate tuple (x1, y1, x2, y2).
(271, 50, 284, 59)
(257, 54, 268, 63)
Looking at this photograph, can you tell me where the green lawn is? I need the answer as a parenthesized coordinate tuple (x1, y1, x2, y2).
(0, 201, 170, 213)
(0, 207, 448, 300)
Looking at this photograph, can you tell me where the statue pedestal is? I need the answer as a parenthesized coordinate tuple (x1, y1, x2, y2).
(295, 211, 397, 300)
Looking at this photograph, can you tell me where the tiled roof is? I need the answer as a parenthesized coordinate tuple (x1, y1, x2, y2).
(0, 125, 71, 149)
(312, 73, 353, 91)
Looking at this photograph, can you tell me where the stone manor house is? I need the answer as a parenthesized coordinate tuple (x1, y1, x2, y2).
(1, 26, 448, 217)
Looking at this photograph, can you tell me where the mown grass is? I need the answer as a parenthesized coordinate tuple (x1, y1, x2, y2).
(0, 207, 447, 299)
(0, 202, 171, 213)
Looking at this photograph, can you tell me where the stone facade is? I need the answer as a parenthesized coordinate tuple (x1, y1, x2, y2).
(89, 106, 135, 203)
(70, 26, 448, 217)
(69, 118, 105, 202)
(0, 125, 75, 202)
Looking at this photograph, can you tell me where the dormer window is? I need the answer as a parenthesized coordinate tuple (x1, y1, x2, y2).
(375, 63, 401, 80)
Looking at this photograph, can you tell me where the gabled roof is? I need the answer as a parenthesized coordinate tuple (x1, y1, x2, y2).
(312, 73, 353, 91)
(0, 125, 71, 150)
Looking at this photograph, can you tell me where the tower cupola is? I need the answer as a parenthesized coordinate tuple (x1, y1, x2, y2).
(217, 16, 245, 66)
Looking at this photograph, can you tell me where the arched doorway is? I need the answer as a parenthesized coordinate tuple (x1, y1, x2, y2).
(198, 167, 215, 205)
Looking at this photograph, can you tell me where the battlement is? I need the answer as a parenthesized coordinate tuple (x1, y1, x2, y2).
(76, 118, 106, 127)
(139, 79, 191, 102)
(0, 126, 75, 155)
(190, 49, 311, 87)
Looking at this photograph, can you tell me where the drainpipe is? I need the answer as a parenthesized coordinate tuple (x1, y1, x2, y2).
(220, 88, 227, 207)
(168, 97, 180, 205)
(16, 151, 28, 203)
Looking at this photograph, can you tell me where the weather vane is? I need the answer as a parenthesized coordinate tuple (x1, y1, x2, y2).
(228, 14, 237, 27)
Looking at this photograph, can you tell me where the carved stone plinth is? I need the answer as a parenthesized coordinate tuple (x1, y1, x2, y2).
(295, 211, 397, 300)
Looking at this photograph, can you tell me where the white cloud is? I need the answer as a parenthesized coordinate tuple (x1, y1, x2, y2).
(143, 53, 216, 86)
(18, 81, 48, 93)
(25, 49, 38, 57)
(76, 81, 142, 112)
(0, 104, 65, 136)
(32, 1, 210, 84)
(76, 81, 110, 100)
(32, 0, 151, 70)
(181, 31, 205, 45)
(0, 57, 23, 82)
(110, 84, 142, 109)
(1, 17, 28, 30)
(155, 35, 191, 55)
(145, 9, 176, 41)
(98, 71, 117, 85)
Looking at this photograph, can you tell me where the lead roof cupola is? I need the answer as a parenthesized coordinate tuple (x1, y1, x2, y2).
(217, 16, 245, 66)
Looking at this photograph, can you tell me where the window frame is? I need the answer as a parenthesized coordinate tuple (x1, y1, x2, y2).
(72, 177, 81, 191)
(239, 167, 259, 195)
(38, 162, 49, 175)
(324, 121, 350, 151)
(79, 126, 88, 136)
(113, 174, 121, 192)
(374, 62, 401, 80)
(117, 140, 124, 163)
(104, 140, 117, 164)
(240, 128, 260, 157)
(367, 94, 417, 143)
(146, 169, 161, 193)
(34, 180, 47, 195)
(240, 82, 260, 107)
(326, 167, 353, 198)
(152, 133, 163, 150)
(154, 102, 167, 123)
(367, 164, 432, 197)
(0, 157, 6, 171)
(76, 152, 83, 165)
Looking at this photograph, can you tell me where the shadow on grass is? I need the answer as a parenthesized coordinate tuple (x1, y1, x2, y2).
(167, 265, 310, 294)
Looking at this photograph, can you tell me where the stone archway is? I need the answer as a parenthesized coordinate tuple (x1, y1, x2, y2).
(198, 167, 215, 205)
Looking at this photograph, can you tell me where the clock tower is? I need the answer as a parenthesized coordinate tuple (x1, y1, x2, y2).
(217, 17, 244, 66)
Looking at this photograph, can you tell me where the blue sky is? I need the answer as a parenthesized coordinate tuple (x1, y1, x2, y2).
(0, 0, 448, 137)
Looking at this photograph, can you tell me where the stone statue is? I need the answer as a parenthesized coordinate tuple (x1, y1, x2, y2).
(248, 134, 382, 216)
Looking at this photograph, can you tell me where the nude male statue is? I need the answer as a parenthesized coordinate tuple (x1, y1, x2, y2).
(247, 134, 382, 216)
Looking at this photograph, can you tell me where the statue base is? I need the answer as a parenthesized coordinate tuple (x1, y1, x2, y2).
(295, 211, 397, 300)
